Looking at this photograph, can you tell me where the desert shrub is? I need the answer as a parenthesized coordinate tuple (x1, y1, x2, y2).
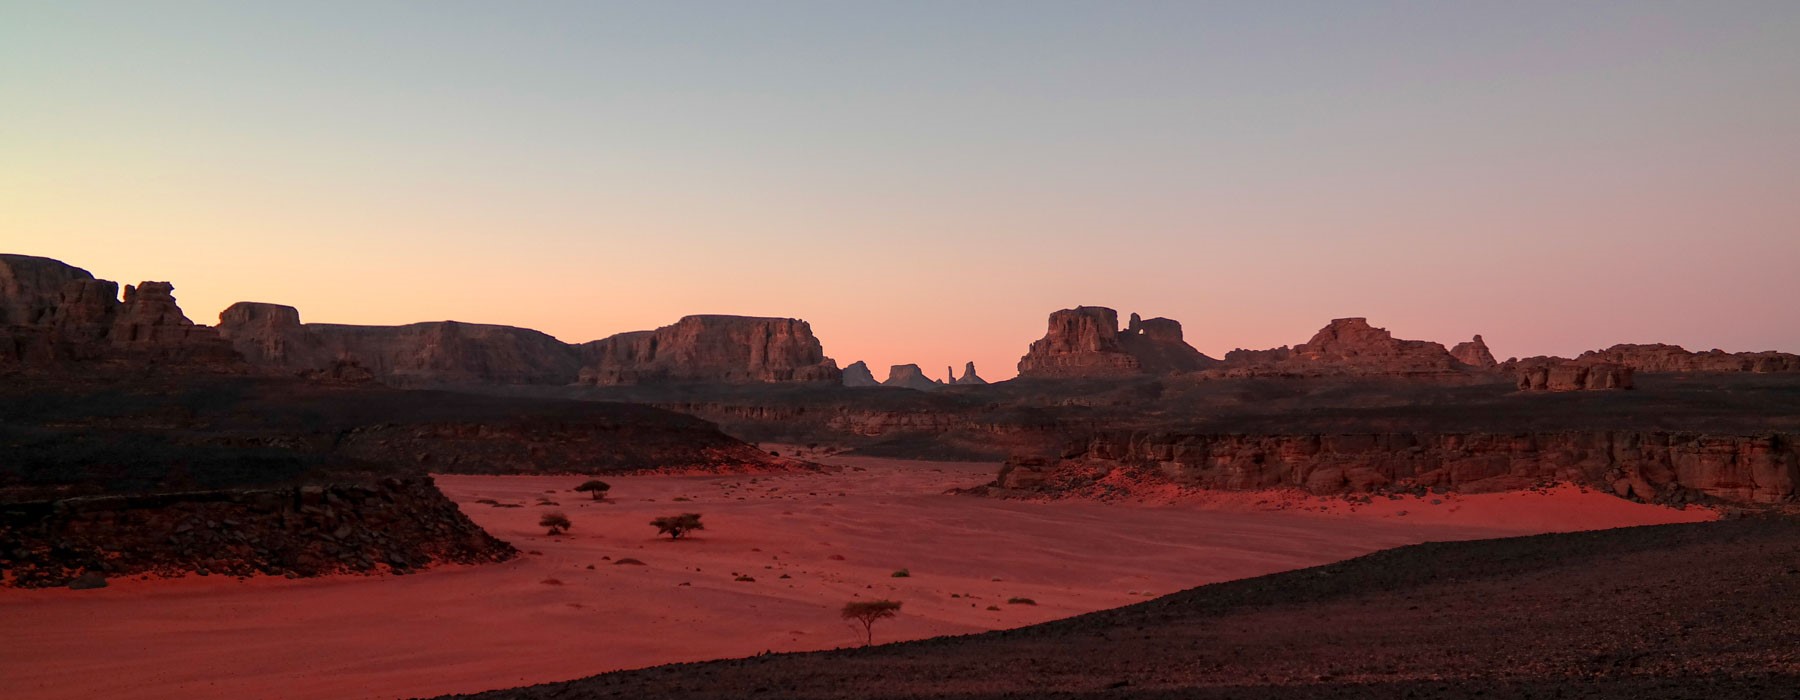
(891, 568, 910, 578)
(613, 558, 646, 566)
(575, 479, 611, 500)
(651, 513, 705, 539)
(1007, 597, 1037, 606)
(841, 599, 902, 646)
(539, 511, 572, 535)
(735, 575, 755, 582)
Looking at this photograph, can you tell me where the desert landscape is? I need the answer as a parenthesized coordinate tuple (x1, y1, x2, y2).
(8, 3, 1800, 698)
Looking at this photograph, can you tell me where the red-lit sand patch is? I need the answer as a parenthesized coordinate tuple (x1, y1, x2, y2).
(0, 456, 1713, 700)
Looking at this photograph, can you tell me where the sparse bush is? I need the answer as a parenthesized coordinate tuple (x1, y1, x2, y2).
(575, 479, 611, 501)
(841, 599, 902, 646)
(735, 575, 755, 582)
(1007, 597, 1037, 606)
(539, 511, 572, 536)
(891, 568, 910, 578)
(651, 513, 705, 539)
(614, 558, 646, 566)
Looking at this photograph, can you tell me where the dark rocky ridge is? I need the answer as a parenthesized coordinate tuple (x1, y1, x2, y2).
(988, 430, 1797, 504)
(0, 477, 515, 588)
(440, 517, 1800, 700)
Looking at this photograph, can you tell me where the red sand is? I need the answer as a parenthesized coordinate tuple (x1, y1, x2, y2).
(0, 455, 1713, 700)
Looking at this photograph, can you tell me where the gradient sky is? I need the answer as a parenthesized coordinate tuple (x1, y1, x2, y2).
(5, 1, 1798, 380)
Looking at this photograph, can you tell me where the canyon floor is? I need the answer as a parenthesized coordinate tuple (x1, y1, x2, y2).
(0, 454, 1713, 700)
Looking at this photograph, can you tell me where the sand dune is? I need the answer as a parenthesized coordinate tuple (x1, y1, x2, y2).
(0, 456, 1711, 700)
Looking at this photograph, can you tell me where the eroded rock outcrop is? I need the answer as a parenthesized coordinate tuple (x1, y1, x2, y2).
(953, 361, 987, 385)
(1, 256, 236, 368)
(883, 363, 941, 391)
(1450, 335, 1497, 369)
(0, 477, 515, 588)
(841, 360, 880, 387)
(1578, 344, 1800, 374)
(1508, 357, 1634, 392)
(1214, 318, 1466, 378)
(1017, 307, 1217, 378)
(578, 315, 840, 386)
(996, 431, 1797, 504)
(0, 254, 95, 326)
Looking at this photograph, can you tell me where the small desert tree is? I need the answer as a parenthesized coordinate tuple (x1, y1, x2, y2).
(574, 479, 612, 501)
(651, 513, 704, 539)
(841, 600, 902, 647)
(539, 511, 572, 536)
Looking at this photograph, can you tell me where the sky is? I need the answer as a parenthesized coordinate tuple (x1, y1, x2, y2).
(4, 1, 1798, 380)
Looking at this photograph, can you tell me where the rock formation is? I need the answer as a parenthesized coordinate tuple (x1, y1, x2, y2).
(952, 361, 987, 385)
(1508, 357, 1634, 392)
(841, 360, 880, 387)
(218, 303, 579, 385)
(1017, 307, 1217, 378)
(1449, 335, 1497, 369)
(1, 255, 236, 368)
(0, 477, 516, 588)
(1577, 343, 1800, 374)
(882, 363, 941, 391)
(0, 254, 95, 326)
(577, 315, 841, 386)
(999, 430, 1797, 504)
(1214, 318, 1466, 378)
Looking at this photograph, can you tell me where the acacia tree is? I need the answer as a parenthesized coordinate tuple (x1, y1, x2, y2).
(574, 479, 612, 501)
(841, 600, 902, 647)
(539, 511, 572, 536)
(650, 513, 704, 539)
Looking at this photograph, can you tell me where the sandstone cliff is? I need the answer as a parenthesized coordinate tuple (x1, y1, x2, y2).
(995, 431, 1797, 505)
(218, 302, 582, 385)
(1213, 318, 1468, 378)
(882, 363, 942, 391)
(952, 361, 987, 385)
(1017, 307, 1217, 378)
(577, 315, 840, 386)
(1578, 343, 1800, 374)
(1, 255, 236, 368)
(1449, 335, 1497, 369)
(1507, 357, 1634, 391)
(841, 360, 880, 387)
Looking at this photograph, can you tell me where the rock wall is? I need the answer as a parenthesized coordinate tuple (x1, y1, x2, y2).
(1212, 318, 1470, 378)
(1509, 358, 1634, 391)
(577, 315, 841, 386)
(952, 361, 987, 385)
(1578, 344, 1800, 374)
(0, 477, 516, 588)
(218, 302, 581, 385)
(0, 255, 236, 368)
(1017, 307, 1216, 378)
(999, 431, 1797, 504)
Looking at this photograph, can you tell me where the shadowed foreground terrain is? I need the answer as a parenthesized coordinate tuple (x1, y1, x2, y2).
(446, 517, 1800, 700)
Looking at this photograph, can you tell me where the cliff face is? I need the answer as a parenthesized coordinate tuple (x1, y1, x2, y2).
(1213, 318, 1470, 378)
(882, 363, 941, 391)
(218, 302, 581, 385)
(1579, 344, 1800, 374)
(577, 315, 840, 386)
(0, 477, 515, 588)
(1508, 357, 1634, 391)
(0, 255, 236, 368)
(952, 361, 987, 385)
(1017, 307, 1216, 378)
(999, 431, 1797, 504)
